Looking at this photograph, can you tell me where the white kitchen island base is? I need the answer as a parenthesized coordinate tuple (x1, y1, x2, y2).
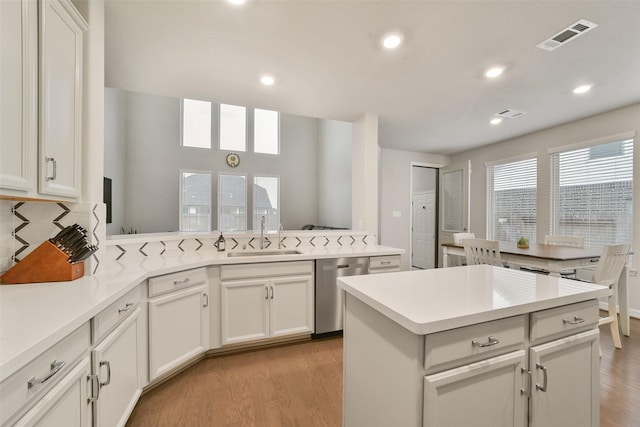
(339, 265, 606, 427)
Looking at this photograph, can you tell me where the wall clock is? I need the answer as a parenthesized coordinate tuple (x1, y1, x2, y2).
(226, 153, 240, 168)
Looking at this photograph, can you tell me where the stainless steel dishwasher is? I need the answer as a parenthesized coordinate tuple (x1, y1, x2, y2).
(315, 257, 369, 336)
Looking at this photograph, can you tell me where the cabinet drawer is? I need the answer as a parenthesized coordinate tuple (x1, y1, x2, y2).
(221, 261, 313, 281)
(424, 315, 525, 374)
(0, 323, 90, 426)
(148, 267, 207, 298)
(92, 285, 142, 344)
(530, 300, 599, 344)
(369, 255, 401, 273)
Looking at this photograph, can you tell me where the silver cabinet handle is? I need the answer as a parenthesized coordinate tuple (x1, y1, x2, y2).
(45, 157, 57, 181)
(173, 277, 190, 286)
(87, 374, 100, 403)
(270, 286, 274, 299)
(99, 360, 111, 387)
(28, 360, 66, 388)
(471, 336, 500, 348)
(520, 368, 532, 397)
(381, 261, 391, 265)
(536, 363, 548, 392)
(563, 316, 585, 325)
(203, 293, 209, 307)
(118, 302, 134, 313)
(265, 286, 269, 300)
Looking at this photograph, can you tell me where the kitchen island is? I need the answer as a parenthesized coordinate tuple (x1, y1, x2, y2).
(338, 265, 609, 427)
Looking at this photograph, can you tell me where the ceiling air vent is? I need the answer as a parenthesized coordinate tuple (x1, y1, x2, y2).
(537, 19, 598, 51)
(494, 109, 527, 119)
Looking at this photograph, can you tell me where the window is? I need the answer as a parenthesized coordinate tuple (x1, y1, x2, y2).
(181, 99, 211, 149)
(253, 176, 279, 231)
(254, 109, 279, 154)
(219, 104, 246, 152)
(487, 157, 537, 243)
(218, 173, 247, 232)
(550, 137, 633, 247)
(179, 171, 211, 231)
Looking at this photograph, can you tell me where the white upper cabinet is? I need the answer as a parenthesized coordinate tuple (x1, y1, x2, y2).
(38, 0, 87, 198)
(0, 0, 87, 200)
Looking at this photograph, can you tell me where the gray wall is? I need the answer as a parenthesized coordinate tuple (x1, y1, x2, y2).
(105, 88, 351, 233)
(104, 88, 126, 234)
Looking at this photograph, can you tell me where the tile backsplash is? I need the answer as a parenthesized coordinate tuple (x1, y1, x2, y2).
(0, 200, 106, 276)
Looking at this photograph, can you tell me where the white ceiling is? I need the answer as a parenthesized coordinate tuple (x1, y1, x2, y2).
(105, 0, 640, 155)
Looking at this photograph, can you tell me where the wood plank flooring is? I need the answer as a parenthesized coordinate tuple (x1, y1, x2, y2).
(127, 317, 640, 427)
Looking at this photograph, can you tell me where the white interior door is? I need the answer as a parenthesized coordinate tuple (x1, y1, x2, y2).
(439, 161, 471, 249)
(412, 191, 435, 269)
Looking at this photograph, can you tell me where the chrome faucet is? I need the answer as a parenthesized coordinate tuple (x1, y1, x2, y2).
(260, 216, 266, 249)
(278, 223, 283, 249)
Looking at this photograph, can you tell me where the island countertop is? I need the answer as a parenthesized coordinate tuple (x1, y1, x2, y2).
(337, 264, 609, 335)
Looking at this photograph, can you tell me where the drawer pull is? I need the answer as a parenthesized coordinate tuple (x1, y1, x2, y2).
(173, 277, 191, 286)
(380, 261, 391, 265)
(99, 360, 111, 387)
(562, 316, 585, 325)
(536, 363, 548, 392)
(471, 336, 500, 348)
(87, 374, 100, 403)
(28, 359, 66, 388)
(520, 368, 532, 397)
(118, 302, 134, 313)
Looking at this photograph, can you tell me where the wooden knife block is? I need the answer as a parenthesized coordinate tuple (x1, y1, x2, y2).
(1, 240, 84, 284)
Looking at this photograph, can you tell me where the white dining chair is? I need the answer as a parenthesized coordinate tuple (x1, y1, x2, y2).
(593, 243, 631, 349)
(449, 233, 475, 266)
(463, 238, 502, 267)
(544, 235, 585, 278)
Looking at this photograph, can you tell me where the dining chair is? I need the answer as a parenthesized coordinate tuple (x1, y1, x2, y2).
(463, 238, 502, 267)
(544, 235, 585, 278)
(449, 233, 475, 266)
(593, 243, 631, 349)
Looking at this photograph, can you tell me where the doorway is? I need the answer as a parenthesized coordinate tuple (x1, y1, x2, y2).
(411, 165, 438, 269)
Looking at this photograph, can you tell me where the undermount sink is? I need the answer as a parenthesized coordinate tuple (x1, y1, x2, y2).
(226, 250, 303, 257)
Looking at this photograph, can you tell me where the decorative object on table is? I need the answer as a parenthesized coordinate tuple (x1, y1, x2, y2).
(1, 224, 97, 284)
(214, 233, 226, 251)
(517, 236, 529, 249)
(226, 153, 240, 167)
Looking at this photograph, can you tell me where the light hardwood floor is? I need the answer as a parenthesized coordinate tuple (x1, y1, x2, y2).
(127, 316, 639, 427)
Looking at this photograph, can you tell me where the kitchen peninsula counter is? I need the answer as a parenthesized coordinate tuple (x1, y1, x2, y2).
(0, 245, 402, 382)
(337, 265, 608, 427)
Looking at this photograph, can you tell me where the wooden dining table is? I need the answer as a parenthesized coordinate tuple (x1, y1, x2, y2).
(441, 240, 631, 337)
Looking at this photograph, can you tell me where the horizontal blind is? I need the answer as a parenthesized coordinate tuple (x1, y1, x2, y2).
(487, 157, 537, 243)
(550, 138, 633, 247)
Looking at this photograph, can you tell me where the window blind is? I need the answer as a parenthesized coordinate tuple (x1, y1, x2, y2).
(550, 138, 633, 247)
(487, 157, 537, 243)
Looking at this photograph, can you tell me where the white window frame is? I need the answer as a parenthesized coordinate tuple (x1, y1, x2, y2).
(219, 103, 247, 152)
(548, 132, 634, 247)
(486, 153, 538, 243)
(252, 174, 280, 232)
(179, 169, 212, 232)
(180, 98, 212, 149)
(218, 172, 247, 232)
(253, 108, 280, 155)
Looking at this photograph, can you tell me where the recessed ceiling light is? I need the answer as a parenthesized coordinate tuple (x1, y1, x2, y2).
(260, 75, 275, 86)
(226, 0, 246, 5)
(485, 66, 505, 78)
(381, 32, 403, 49)
(573, 84, 592, 94)
(490, 118, 503, 125)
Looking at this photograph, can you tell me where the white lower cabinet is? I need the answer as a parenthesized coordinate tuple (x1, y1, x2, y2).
(13, 356, 92, 427)
(529, 329, 600, 427)
(423, 350, 527, 427)
(90, 307, 141, 427)
(220, 261, 314, 346)
(148, 284, 210, 381)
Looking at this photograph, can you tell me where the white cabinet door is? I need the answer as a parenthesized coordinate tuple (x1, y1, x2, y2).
(148, 284, 209, 381)
(529, 329, 599, 427)
(14, 356, 91, 427)
(423, 350, 527, 427)
(0, 0, 37, 194)
(221, 279, 270, 345)
(92, 307, 141, 427)
(269, 275, 313, 337)
(38, 0, 87, 198)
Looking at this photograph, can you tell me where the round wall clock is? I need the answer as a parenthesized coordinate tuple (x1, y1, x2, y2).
(226, 153, 240, 167)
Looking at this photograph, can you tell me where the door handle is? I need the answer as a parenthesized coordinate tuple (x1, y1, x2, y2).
(203, 293, 209, 307)
(45, 157, 57, 181)
(99, 360, 111, 387)
(536, 363, 548, 392)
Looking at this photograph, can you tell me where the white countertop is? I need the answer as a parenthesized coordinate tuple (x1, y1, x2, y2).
(338, 265, 609, 335)
(0, 245, 402, 381)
